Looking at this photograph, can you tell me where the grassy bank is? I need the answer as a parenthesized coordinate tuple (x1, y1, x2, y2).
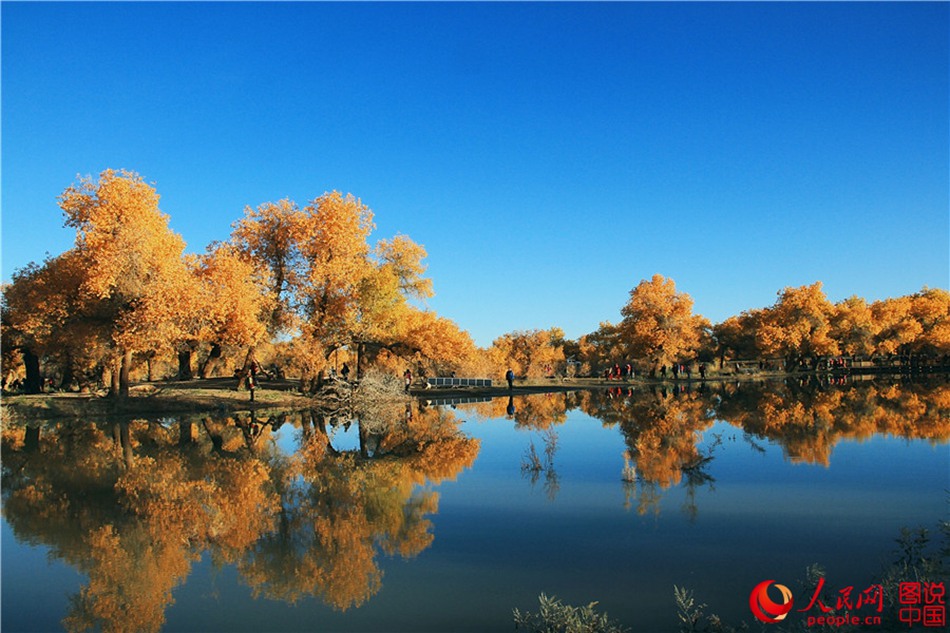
(1, 377, 313, 422)
(0, 375, 731, 421)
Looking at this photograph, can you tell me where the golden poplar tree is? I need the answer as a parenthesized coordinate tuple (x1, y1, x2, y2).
(58, 170, 190, 396)
(712, 310, 762, 366)
(755, 282, 837, 363)
(1, 251, 95, 391)
(619, 274, 709, 371)
(230, 198, 302, 337)
(187, 244, 272, 377)
(830, 296, 876, 356)
(490, 328, 567, 379)
(400, 308, 480, 376)
(908, 287, 950, 355)
(576, 322, 622, 376)
(297, 192, 375, 348)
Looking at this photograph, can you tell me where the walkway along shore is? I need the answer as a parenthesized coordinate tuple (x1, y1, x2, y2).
(409, 366, 949, 399)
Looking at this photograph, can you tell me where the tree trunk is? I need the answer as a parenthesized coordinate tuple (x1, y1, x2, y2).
(202, 416, 225, 452)
(77, 370, 91, 393)
(179, 419, 197, 445)
(108, 359, 120, 398)
(302, 371, 322, 395)
(119, 349, 133, 398)
(198, 343, 222, 378)
(313, 412, 339, 456)
(178, 349, 193, 380)
(24, 425, 40, 452)
(359, 421, 370, 459)
(119, 421, 133, 469)
(60, 352, 75, 391)
(236, 346, 256, 390)
(22, 348, 42, 394)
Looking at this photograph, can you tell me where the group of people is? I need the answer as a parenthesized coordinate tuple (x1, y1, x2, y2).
(599, 361, 711, 382)
(604, 363, 635, 381)
(656, 362, 707, 380)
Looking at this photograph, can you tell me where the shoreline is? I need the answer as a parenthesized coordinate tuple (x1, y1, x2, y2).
(412, 369, 948, 400)
(2, 370, 943, 422)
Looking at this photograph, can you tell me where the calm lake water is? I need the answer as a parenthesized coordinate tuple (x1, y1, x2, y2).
(2, 378, 948, 632)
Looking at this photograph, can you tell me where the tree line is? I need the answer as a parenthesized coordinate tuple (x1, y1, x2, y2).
(2, 169, 948, 395)
(567, 274, 949, 379)
(2, 170, 476, 396)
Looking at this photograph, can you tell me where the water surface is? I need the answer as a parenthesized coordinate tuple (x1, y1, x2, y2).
(2, 379, 947, 631)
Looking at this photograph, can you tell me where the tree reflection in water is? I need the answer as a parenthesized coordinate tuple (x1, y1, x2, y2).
(458, 378, 950, 517)
(1, 404, 479, 633)
(2, 379, 947, 631)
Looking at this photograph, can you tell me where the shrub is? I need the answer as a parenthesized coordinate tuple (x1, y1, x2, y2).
(513, 593, 628, 633)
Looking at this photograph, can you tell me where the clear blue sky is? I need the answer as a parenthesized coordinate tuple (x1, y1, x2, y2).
(3, 2, 947, 347)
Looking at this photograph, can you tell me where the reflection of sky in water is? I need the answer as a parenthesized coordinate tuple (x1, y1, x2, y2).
(2, 394, 947, 633)
(1, 522, 85, 633)
(270, 415, 363, 454)
(426, 410, 947, 631)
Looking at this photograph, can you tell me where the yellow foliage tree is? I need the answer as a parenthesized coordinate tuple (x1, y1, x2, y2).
(755, 282, 837, 364)
(1, 251, 101, 392)
(830, 296, 876, 357)
(230, 198, 302, 337)
(870, 295, 920, 356)
(619, 274, 709, 372)
(188, 244, 272, 377)
(297, 192, 375, 349)
(907, 287, 950, 356)
(375, 234, 434, 300)
(58, 170, 190, 396)
(490, 328, 566, 379)
(576, 321, 622, 377)
(400, 308, 480, 377)
(712, 310, 762, 367)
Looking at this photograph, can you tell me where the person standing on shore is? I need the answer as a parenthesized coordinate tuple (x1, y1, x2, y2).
(506, 368, 514, 391)
(403, 368, 412, 393)
(248, 360, 258, 402)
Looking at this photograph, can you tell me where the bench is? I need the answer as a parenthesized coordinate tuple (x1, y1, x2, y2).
(426, 377, 493, 389)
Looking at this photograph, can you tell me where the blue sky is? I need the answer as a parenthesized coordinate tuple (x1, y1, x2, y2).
(3, 2, 947, 347)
